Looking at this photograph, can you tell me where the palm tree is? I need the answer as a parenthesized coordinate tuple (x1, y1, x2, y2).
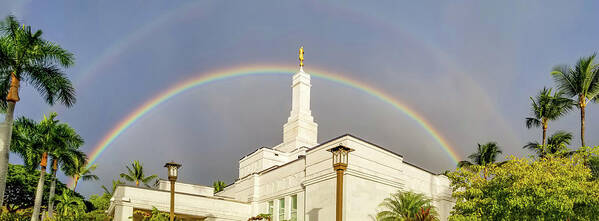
(68, 161, 99, 191)
(120, 160, 158, 187)
(411, 208, 437, 221)
(9, 113, 79, 221)
(47, 126, 85, 219)
(376, 190, 438, 221)
(524, 131, 572, 157)
(457, 142, 503, 168)
(10, 117, 42, 171)
(0, 15, 76, 206)
(54, 191, 86, 219)
(213, 180, 226, 193)
(525, 87, 573, 146)
(547, 130, 573, 147)
(102, 179, 125, 197)
(551, 53, 599, 147)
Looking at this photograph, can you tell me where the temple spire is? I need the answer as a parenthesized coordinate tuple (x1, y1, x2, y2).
(275, 47, 318, 152)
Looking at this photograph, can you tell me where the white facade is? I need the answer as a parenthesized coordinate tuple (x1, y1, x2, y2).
(108, 63, 453, 221)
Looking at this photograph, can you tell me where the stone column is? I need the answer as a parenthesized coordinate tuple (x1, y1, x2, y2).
(114, 204, 133, 221)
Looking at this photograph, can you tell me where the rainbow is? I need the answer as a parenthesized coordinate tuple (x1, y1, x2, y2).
(73, 65, 460, 186)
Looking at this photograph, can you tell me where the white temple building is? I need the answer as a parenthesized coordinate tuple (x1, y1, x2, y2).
(107, 50, 453, 221)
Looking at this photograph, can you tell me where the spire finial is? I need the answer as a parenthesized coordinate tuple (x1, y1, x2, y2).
(299, 46, 304, 67)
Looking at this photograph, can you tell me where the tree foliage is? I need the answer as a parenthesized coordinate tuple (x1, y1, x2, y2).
(376, 190, 439, 221)
(525, 87, 573, 145)
(457, 142, 502, 168)
(213, 180, 226, 193)
(119, 160, 158, 188)
(54, 191, 86, 219)
(551, 53, 599, 146)
(101, 179, 124, 197)
(133, 207, 182, 221)
(0, 15, 76, 109)
(523, 130, 573, 158)
(3, 164, 84, 213)
(447, 147, 599, 220)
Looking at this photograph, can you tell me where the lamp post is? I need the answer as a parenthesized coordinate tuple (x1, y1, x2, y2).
(327, 145, 354, 221)
(164, 161, 181, 221)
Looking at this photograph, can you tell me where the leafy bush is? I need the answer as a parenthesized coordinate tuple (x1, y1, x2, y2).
(447, 146, 599, 220)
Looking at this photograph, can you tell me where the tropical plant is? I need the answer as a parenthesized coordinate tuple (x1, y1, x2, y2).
(0, 210, 30, 221)
(68, 161, 98, 191)
(447, 146, 599, 220)
(47, 125, 85, 218)
(133, 206, 181, 221)
(79, 193, 112, 221)
(249, 214, 272, 221)
(525, 87, 573, 146)
(3, 164, 84, 214)
(101, 179, 124, 196)
(376, 190, 438, 221)
(411, 207, 437, 221)
(0, 15, 76, 207)
(457, 142, 503, 168)
(551, 53, 599, 147)
(9, 113, 81, 221)
(120, 160, 158, 187)
(213, 180, 226, 193)
(524, 130, 573, 157)
(590, 156, 599, 180)
(53, 191, 86, 220)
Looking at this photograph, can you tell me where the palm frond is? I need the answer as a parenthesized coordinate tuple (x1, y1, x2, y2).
(547, 130, 572, 148)
(551, 65, 578, 98)
(35, 41, 75, 67)
(457, 161, 473, 168)
(119, 173, 135, 182)
(141, 175, 158, 187)
(525, 117, 541, 129)
(81, 174, 99, 181)
(23, 62, 76, 107)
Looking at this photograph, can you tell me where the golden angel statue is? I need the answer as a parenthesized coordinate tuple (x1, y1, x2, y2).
(299, 46, 304, 67)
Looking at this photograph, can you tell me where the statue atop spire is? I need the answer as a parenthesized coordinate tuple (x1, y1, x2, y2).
(299, 46, 304, 67)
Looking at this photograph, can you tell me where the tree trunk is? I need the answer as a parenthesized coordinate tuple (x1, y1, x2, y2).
(47, 158, 58, 218)
(0, 101, 15, 207)
(32, 152, 48, 221)
(0, 73, 20, 207)
(73, 175, 79, 191)
(136, 180, 139, 187)
(542, 121, 548, 147)
(581, 103, 586, 147)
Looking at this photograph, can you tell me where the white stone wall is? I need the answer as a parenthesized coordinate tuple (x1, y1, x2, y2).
(301, 135, 452, 220)
(110, 134, 453, 221)
(401, 163, 453, 220)
(109, 185, 250, 221)
(156, 180, 213, 196)
(239, 148, 289, 178)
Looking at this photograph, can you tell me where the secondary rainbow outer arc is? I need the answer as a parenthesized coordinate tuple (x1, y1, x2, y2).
(74, 65, 460, 186)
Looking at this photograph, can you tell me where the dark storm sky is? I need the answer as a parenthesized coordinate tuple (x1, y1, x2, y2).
(1, 1, 598, 197)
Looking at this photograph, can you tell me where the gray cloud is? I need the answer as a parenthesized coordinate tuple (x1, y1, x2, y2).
(1, 1, 598, 197)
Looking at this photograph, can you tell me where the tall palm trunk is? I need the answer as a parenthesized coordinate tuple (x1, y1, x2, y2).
(580, 96, 586, 147)
(32, 152, 48, 221)
(542, 119, 548, 147)
(0, 73, 20, 207)
(48, 158, 58, 218)
(541, 118, 549, 148)
(73, 175, 79, 191)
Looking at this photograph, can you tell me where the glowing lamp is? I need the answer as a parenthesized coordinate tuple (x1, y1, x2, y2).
(164, 161, 181, 181)
(328, 145, 354, 170)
